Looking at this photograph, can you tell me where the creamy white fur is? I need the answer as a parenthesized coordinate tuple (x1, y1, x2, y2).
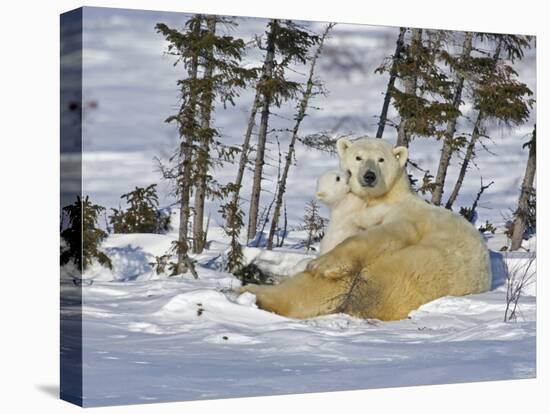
(239, 138, 491, 321)
(316, 169, 389, 253)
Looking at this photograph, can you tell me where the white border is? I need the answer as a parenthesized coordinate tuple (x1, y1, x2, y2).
(0, 1, 546, 413)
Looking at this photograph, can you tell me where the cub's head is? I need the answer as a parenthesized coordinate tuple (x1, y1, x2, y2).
(315, 169, 351, 207)
(336, 137, 408, 199)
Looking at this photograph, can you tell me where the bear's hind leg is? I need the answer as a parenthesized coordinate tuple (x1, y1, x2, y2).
(359, 245, 451, 320)
(236, 272, 345, 319)
(237, 284, 292, 316)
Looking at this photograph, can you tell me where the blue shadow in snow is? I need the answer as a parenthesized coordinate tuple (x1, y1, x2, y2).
(490, 250, 507, 290)
(490, 249, 536, 290)
(106, 245, 153, 281)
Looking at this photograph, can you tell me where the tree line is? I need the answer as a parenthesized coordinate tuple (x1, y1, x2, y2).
(60, 19, 536, 277)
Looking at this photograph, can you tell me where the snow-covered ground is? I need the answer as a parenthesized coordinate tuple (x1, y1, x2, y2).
(59, 7, 537, 407)
(60, 222, 536, 407)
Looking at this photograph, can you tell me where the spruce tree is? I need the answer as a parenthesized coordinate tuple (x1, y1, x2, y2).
(156, 15, 202, 275)
(61, 196, 112, 271)
(192, 16, 217, 254)
(220, 89, 262, 272)
(376, 27, 406, 139)
(444, 35, 534, 209)
(395, 28, 422, 148)
(378, 29, 458, 149)
(246, 19, 319, 242)
(156, 15, 256, 273)
(431, 32, 474, 205)
(219, 189, 245, 273)
(109, 184, 169, 234)
(302, 200, 326, 252)
(189, 16, 257, 254)
(266, 23, 334, 250)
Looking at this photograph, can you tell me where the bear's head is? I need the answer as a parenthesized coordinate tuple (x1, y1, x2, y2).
(337, 137, 408, 200)
(315, 169, 351, 207)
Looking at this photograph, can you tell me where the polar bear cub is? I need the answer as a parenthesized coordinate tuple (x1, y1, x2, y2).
(316, 169, 389, 254)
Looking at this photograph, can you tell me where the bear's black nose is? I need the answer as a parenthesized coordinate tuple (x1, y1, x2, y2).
(363, 170, 377, 186)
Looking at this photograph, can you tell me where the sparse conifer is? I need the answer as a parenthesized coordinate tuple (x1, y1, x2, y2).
(302, 200, 326, 252)
(247, 19, 320, 242)
(156, 14, 256, 274)
(61, 196, 112, 271)
(109, 184, 170, 234)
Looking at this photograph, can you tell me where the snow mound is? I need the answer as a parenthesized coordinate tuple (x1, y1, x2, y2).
(153, 290, 286, 327)
(242, 246, 315, 279)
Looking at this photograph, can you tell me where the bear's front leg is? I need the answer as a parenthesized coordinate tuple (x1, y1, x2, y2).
(307, 237, 363, 279)
(308, 220, 420, 279)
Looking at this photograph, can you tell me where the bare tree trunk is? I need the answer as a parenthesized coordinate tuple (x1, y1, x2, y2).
(376, 27, 406, 139)
(175, 18, 202, 275)
(176, 151, 197, 274)
(176, 153, 193, 275)
(221, 88, 262, 268)
(246, 93, 271, 243)
(431, 32, 473, 206)
(225, 89, 262, 224)
(278, 203, 288, 248)
(247, 20, 277, 243)
(444, 111, 482, 210)
(510, 126, 536, 251)
(192, 16, 216, 254)
(266, 24, 334, 250)
(396, 28, 422, 148)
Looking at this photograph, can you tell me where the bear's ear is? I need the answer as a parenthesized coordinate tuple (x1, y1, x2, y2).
(393, 146, 408, 168)
(336, 138, 351, 158)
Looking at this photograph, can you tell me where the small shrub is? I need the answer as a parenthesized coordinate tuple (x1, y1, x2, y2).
(478, 220, 497, 235)
(504, 254, 536, 322)
(218, 196, 245, 273)
(60, 196, 112, 271)
(109, 184, 170, 234)
(233, 263, 274, 286)
(150, 254, 171, 275)
(302, 200, 326, 252)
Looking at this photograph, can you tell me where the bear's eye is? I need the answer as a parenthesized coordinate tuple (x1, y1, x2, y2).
(378, 157, 385, 163)
(336, 176, 340, 182)
(355, 156, 362, 161)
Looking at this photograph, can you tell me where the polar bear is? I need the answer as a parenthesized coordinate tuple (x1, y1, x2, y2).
(315, 169, 389, 253)
(239, 137, 491, 321)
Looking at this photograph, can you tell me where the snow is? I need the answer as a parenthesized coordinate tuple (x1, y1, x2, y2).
(60, 226, 536, 407)
(60, 7, 537, 407)
(242, 247, 315, 279)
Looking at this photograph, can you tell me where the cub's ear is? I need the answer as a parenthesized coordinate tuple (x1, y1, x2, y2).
(315, 191, 325, 200)
(393, 146, 408, 168)
(336, 138, 351, 158)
